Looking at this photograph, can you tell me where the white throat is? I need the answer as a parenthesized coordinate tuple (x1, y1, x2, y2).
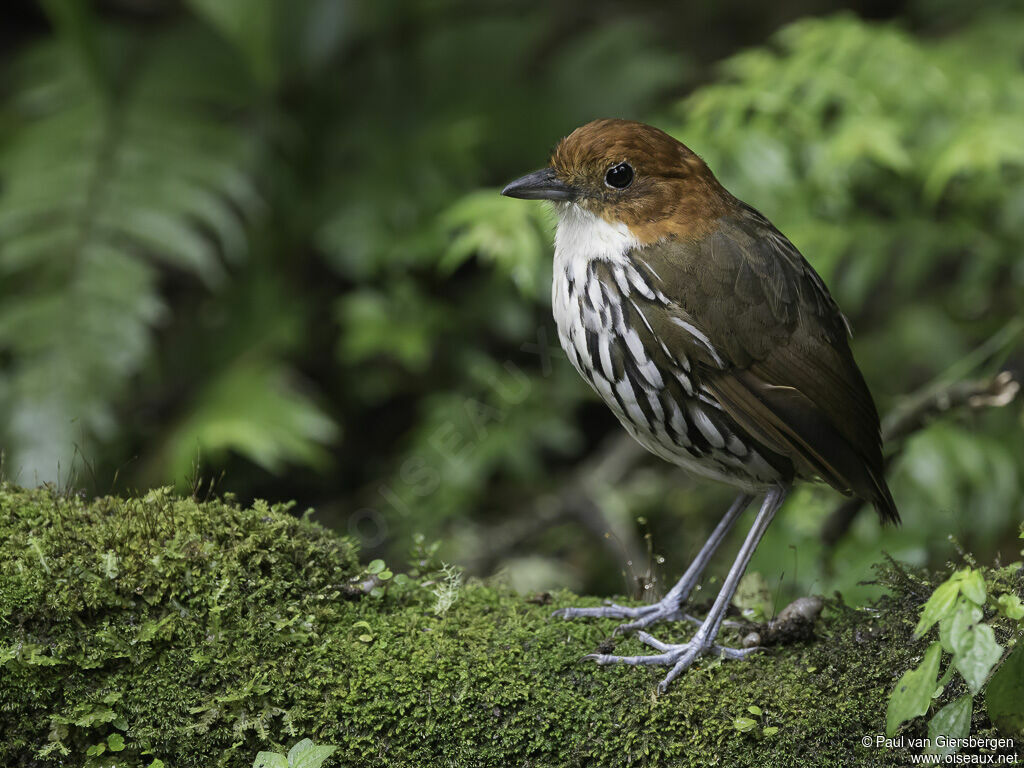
(553, 203, 638, 269)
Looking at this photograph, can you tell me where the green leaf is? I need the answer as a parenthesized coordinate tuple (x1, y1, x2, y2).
(925, 695, 972, 757)
(762, 726, 779, 736)
(944, 598, 983, 656)
(158, 356, 338, 480)
(438, 190, 554, 299)
(747, 705, 763, 716)
(996, 593, 1024, 621)
(959, 569, 986, 605)
(148, 760, 165, 768)
(367, 559, 385, 575)
(733, 716, 758, 733)
(925, 118, 1024, 201)
(887, 641, 942, 736)
(952, 623, 1003, 695)
(253, 752, 288, 768)
(288, 739, 338, 768)
(986, 642, 1024, 737)
(915, 579, 961, 639)
(107, 733, 125, 752)
(286, 739, 313, 765)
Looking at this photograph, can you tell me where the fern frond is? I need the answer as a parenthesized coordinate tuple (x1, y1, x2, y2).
(156, 355, 339, 482)
(0, 27, 262, 480)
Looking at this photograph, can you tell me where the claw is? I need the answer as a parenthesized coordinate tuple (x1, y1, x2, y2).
(552, 598, 690, 635)
(552, 602, 644, 622)
(584, 651, 677, 667)
(581, 629, 765, 690)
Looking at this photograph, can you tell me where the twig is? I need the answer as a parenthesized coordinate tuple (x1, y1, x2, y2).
(881, 371, 1019, 442)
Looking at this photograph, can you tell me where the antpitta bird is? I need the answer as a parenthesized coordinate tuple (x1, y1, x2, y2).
(501, 119, 897, 690)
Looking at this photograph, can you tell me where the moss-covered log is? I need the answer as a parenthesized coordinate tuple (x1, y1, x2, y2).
(0, 484, 1018, 767)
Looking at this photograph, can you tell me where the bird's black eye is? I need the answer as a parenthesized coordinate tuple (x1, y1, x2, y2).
(604, 162, 634, 189)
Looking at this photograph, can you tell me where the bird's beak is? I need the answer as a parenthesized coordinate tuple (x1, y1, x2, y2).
(500, 168, 575, 201)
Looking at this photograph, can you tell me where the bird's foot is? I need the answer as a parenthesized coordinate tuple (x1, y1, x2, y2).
(583, 630, 762, 692)
(552, 597, 701, 635)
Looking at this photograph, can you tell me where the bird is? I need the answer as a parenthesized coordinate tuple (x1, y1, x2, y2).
(501, 119, 897, 691)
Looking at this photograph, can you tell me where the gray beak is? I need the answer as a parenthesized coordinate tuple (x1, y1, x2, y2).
(500, 167, 575, 201)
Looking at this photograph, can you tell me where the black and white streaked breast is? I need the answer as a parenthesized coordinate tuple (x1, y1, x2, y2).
(551, 205, 782, 491)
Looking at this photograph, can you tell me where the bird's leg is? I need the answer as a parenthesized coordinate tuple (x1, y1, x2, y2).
(553, 493, 753, 634)
(584, 486, 788, 691)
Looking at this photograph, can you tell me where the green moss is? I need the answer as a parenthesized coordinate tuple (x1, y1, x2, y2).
(0, 484, 1018, 767)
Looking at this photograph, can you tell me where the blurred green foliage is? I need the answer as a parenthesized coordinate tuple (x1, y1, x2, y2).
(0, 0, 1021, 603)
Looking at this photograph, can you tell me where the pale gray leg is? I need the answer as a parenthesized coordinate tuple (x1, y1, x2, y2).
(553, 493, 753, 633)
(584, 486, 788, 691)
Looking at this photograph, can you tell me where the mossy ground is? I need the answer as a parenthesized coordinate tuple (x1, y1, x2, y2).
(0, 484, 1018, 767)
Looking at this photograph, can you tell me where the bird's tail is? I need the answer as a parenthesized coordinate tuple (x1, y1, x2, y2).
(870, 473, 900, 526)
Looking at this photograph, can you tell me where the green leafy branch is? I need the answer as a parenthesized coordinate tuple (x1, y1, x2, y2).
(886, 565, 1024, 756)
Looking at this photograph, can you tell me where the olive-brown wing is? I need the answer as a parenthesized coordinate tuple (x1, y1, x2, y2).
(637, 209, 897, 522)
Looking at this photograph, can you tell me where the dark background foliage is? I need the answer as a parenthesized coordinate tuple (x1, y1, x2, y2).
(1, 0, 1021, 606)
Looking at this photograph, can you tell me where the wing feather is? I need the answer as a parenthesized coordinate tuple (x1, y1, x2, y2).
(637, 206, 898, 523)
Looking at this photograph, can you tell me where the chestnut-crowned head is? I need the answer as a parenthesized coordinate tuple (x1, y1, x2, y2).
(501, 119, 728, 242)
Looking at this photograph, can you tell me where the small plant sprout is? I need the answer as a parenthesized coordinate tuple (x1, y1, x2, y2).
(733, 703, 777, 737)
(366, 559, 392, 580)
(352, 620, 373, 643)
(732, 716, 757, 734)
(365, 559, 393, 598)
(432, 563, 463, 616)
(408, 533, 443, 577)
